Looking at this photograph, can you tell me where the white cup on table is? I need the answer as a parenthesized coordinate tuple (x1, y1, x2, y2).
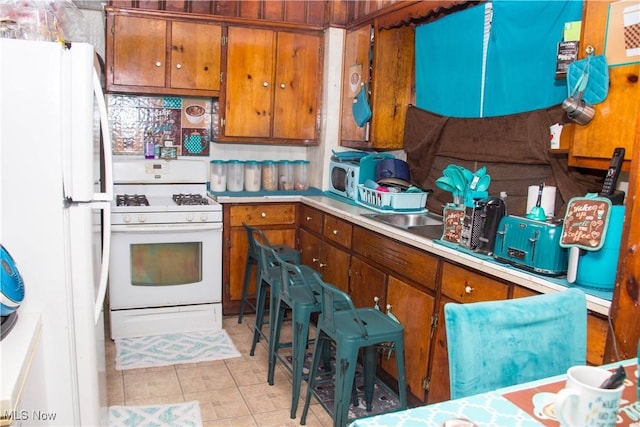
(554, 365, 624, 427)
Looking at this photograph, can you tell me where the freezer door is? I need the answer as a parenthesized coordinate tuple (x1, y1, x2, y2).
(64, 42, 113, 203)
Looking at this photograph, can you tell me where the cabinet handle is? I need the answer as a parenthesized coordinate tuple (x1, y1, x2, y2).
(176, 63, 182, 69)
(332, 229, 339, 235)
(260, 212, 267, 218)
(263, 81, 269, 87)
(280, 83, 286, 89)
(319, 262, 327, 268)
(465, 284, 474, 294)
(312, 258, 320, 263)
(155, 61, 162, 67)
(306, 216, 313, 221)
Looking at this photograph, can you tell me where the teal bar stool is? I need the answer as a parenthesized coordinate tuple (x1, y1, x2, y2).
(249, 236, 313, 358)
(300, 275, 407, 427)
(267, 248, 324, 419)
(238, 222, 300, 324)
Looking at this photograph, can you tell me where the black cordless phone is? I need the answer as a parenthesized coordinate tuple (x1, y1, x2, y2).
(600, 147, 625, 196)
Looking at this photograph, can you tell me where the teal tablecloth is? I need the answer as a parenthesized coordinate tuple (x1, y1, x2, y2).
(349, 391, 543, 427)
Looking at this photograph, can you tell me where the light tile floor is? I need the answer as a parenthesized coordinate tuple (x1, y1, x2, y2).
(106, 314, 334, 426)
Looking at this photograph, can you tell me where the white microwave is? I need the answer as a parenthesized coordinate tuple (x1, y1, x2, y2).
(328, 160, 360, 200)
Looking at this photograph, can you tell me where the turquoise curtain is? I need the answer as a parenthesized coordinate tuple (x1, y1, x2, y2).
(415, 5, 486, 118)
(415, 1, 583, 118)
(484, 0, 583, 116)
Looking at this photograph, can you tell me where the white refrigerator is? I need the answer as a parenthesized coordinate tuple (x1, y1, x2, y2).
(0, 39, 112, 425)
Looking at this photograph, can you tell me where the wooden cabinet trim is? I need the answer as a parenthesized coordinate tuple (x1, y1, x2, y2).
(352, 226, 439, 290)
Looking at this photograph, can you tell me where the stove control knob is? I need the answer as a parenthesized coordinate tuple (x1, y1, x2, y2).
(200, 213, 208, 222)
(123, 214, 132, 223)
(138, 214, 147, 223)
(186, 214, 195, 222)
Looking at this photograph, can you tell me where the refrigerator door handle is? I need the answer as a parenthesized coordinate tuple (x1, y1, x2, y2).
(95, 202, 111, 324)
(93, 69, 113, 202)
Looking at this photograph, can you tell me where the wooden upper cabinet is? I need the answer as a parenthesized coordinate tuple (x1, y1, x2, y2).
(110, 15, 167, 89)
(221, 26, 322, 144)
(569, 0, 639, 170)
(224, 27, 275, 139)
(170, 21, 222, 92)
(106, 11, 222, 97)
(340, 25, 370, 144)
(341, 23, 415, 150)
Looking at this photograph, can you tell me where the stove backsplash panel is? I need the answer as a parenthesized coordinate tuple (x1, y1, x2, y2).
(107, 95, 216, 157)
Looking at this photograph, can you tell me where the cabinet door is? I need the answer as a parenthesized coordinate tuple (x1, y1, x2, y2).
(349, 256, 386, 309)
(299, 228, 322, 271)
(319, 242, 350, 293)
(273, 31, 321, 140)
(224, 204, 297, 314)
(225, 27, 275, 138)
(340, 25, 370, 145)
(382, 275, 435, 403)
(428, 296, 455, 403)
(170, 22, 222, 91)
(111, 15, 167, 88)
(569, 1, 638, 169)
(369, 25, 414, 150)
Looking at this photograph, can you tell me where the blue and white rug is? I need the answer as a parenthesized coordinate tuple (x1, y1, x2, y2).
(115, 329, 241, 370)
(109, 401, 202, 427)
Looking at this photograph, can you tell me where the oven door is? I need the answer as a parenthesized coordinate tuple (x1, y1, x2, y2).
(109, 222, 222, 310)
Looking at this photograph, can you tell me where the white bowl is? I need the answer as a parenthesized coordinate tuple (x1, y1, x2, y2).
(185, 104, 206, 124)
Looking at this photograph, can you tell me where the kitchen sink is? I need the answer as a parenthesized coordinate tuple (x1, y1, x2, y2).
(361, 212, 444, 240)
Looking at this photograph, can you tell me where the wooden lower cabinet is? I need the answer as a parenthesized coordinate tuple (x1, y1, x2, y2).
(382, 275, 435, 403)
(349, 256, 386, 309)
(351, 226, 439, 403)
(299, 207, 351, 292)
(222, 203, 297, 315)
(428, 261, 511, 403)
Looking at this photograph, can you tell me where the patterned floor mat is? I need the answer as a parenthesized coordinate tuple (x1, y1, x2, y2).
(115, 329, 240, 370)
(108, 401, 202, 427)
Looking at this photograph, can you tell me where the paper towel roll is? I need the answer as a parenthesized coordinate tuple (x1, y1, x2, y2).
(526, 185, 556, 217)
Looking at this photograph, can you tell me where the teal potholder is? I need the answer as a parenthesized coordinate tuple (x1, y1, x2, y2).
(352, 85, 372, 127)
(567, 54, 609, 105)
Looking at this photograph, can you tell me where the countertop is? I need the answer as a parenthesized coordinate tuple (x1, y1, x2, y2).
(211, 192, 611, 316)
(0, 312, 42, 420)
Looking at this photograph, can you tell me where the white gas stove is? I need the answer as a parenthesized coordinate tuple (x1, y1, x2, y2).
(109, 157, 223, 339)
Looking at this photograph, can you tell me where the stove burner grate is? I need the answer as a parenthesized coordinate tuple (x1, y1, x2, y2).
(116, 194, 150, 207)
(172, 194, 209, 206)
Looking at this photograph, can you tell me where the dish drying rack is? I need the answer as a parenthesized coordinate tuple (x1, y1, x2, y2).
(356, 185, 428, 213)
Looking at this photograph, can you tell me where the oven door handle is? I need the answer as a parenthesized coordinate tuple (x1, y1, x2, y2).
(111, 223, 223, 233)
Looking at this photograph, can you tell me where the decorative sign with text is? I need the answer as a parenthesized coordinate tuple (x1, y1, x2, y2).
(442, 205, 466, 243)
(560, 196, 612, 251)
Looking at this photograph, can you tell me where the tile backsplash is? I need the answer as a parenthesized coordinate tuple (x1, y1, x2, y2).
(107, 95, 215, 157)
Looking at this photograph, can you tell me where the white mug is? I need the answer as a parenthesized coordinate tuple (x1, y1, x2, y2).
(555, 365, 624, 427)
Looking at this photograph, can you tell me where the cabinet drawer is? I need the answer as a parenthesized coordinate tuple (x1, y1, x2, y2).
(229, 204, 296, 227)
(441, 262, 510, 303)
(352, 226, 438, 290)
(300, 205, 323, 234)
(324, 215, 352, 248)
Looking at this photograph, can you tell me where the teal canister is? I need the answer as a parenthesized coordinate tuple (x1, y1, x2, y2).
(261, 160, 278, 192)
(575, 205, 625, 291)
(278, 160, 294, 191)
(226, 160, 244, 192)
(244, 160, 261, 192)
(209, 160, 227, 192)
(293, 160, 310, 191)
